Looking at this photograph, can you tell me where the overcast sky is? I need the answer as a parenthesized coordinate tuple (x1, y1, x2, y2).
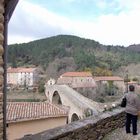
(8, 0, 140, 46)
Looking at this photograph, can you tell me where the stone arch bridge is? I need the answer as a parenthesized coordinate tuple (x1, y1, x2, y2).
(45, 85, 104, 123)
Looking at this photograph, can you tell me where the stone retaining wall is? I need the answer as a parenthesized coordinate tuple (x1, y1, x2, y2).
(21, 108, 126, 140)
(0, 0, 4, 139)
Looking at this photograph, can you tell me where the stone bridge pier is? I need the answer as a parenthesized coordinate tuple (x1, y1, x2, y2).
(45, 84, 103, 123)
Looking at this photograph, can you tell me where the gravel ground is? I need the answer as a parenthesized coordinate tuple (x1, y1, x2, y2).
(103, 120, 140, 140)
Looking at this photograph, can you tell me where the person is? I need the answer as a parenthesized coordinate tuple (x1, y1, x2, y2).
(125, 85, 140, 135)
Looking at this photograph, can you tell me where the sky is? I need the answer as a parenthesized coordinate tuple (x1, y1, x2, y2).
(8, 0, 140, 46)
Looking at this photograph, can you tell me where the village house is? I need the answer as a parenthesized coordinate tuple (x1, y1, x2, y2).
(57, 72, 96, 89)
(7, 102, 69, 140)
(94, 76, 125, 93)
(7, 67, 39, 88)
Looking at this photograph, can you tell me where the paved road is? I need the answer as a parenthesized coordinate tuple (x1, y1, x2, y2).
(103, 120, 140, 140)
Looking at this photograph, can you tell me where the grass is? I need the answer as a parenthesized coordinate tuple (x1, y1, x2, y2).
(7, 89, 47, 102)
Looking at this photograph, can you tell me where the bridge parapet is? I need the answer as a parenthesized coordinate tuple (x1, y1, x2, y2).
(45, 84, 104, 122)
(21, 108, 125, 140)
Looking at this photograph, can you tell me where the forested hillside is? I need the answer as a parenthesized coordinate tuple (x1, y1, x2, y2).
(8, 35, 140, 78)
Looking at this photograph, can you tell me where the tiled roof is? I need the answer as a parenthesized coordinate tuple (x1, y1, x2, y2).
(61, 72, 92, 77)
(7, 102, 68, 123)
(94, 76, 124, 81)
(128, 81, 138, 84)
(7, 67, 36, 73)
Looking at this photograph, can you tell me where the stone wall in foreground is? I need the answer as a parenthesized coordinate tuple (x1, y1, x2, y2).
(21, 108, 125, 140)
(0, 0, 4, 139)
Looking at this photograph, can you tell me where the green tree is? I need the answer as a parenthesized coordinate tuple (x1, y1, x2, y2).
(132, 77, 138, 81)
(38, 82, 45, 93)
(11, 55, 17, 68)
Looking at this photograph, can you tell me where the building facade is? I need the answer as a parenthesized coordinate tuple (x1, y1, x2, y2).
(7, 102, 68, 140)
(7, 67, 39, 87)
(94, 76, 125, 93)
(57, 72, 96, 88)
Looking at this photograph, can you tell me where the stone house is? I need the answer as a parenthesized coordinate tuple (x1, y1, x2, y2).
(7, 67, 39, 87)
(7, 102, 68, 140)
(94, 76, 125, 93)
(57, 72, 97, 99)
(57, 72, 96, 89)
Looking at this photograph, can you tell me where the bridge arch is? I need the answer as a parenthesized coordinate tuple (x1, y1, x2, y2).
(71, 113, 79, 122)
(52, 91, 62, 105)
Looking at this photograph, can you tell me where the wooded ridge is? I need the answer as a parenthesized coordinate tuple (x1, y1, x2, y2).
(8, 35, 140, 76)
